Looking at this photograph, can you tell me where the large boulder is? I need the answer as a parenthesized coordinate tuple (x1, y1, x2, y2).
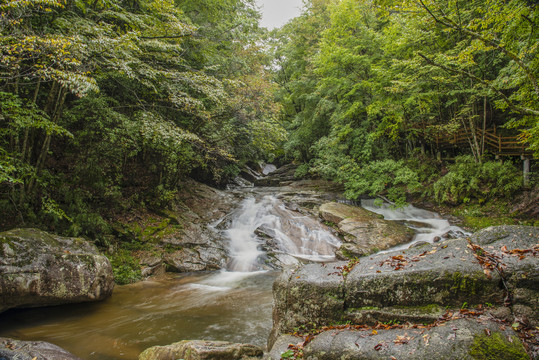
(319, 202, 414, 257)
(0, 228, 114, 313)
(0, 338, 82, 360)
(268, 319, 529, 360)
(269, 226, 539, 356)
(139, 340, 263, 360)
(469, 225, 539, 327)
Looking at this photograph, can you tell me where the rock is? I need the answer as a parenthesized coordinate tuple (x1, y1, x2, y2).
(139, 340, 263, 360)
(0, 338, 82, 360)
(0, 228, 114, 313)
(270, 238, 501, 347)
(298, 319, 527, 360)
(264, 335, 298, 360)
(269, 263, 345, 349)
(232, 176, 254, 188)
(269, 225, 539, 356)
(254, 164, 298, 187)
(139, 254, 166, 277)
(240, 166, 263, 183)
(319, 202, 413, 257)
(433, 236, 441, 242)
(178, 179, 237, 223)
(164, 245, 225, 273)
(469, 226, 539, 327)
(408, 241, 430, 249)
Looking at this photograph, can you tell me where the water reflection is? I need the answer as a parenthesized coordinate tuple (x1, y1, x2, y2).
(0, 271, 277, 360)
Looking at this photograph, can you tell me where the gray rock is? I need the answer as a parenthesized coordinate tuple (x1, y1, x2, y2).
(0, 337, 82, 360)
(0, 228, 114, 313)
(302, 319, 528, 360)
(319, 202, 413, 257)
(269, 263, 345, 349)
(164, 245, 226, 273)
(270, 238, 504, 346)
(264, 335, 300, 360)
(139, 340, 263, 360)
(254, 164, 298, 187)
(469, 226, 539, 327)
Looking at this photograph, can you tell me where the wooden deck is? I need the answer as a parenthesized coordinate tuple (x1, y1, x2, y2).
(433, 128, 533, 157)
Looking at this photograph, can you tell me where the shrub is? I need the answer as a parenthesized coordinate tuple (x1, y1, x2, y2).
(342, 159, 422, 206)
(433, 156, 522, 204)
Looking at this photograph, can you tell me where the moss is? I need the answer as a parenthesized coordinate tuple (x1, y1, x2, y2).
(393, 303, 441, 313)
(350, 306, 380, 311)
(450, 271, 484, 296)
(469, 332, 529, 360)
(107, 249, 142, 285)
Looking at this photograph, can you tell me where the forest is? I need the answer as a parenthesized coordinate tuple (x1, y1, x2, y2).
(0, 0, 538, 249)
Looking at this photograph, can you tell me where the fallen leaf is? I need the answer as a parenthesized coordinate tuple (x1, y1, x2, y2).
(374, 343, 383, 351)
(372, 330, 378, 335)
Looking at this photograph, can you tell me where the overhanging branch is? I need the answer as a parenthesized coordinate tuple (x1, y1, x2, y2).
(417, 52, 539, 117)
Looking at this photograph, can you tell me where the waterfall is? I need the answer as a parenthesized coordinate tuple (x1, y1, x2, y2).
(361, 199, 470, 252)
(224, 195, 341, 272)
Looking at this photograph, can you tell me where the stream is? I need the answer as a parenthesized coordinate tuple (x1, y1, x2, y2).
(0, 187, 467, 359)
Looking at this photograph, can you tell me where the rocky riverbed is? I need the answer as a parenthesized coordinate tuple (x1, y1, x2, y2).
(0, 165, 537, 359)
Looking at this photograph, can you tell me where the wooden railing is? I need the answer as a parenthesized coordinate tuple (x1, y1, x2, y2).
(433, 128, 532, 157)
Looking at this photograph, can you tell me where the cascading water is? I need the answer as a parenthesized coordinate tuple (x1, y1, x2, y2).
(224, 195, 341, 272)
(361, 199, 470, 252)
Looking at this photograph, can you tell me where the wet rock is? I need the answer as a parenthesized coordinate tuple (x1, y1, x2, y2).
(319, 202, 413, 257)
(254, 164, 298, 187)
(0, 228, 114, 313)
(240, 166, 263, 183)
(264, 335, 299, 360)
(139, 340, 263, 360)
(161, 223, 215, 247)
(139, 254, 166, 277)
(0, 337, 82, 360)
(433, 236, 441, 242)
(269, 264, 345, 349)
(470, 226, 539, 327)
(409, 241, 430, 249)
(270, 238, 502, 346)
(269, 225, 539, 357)
(289, 319, 526, 360)
(178, 178, 237, 223)
(164, 245, 226, 273)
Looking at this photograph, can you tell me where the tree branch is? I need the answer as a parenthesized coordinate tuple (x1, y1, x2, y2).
(417, 0, 539, 99)
(417, 52, 539, 117)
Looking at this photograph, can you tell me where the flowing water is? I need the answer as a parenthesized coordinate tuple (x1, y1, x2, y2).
(361, 199, 470, 252)
(0, 192, 340, 360)
(0, 190, 466, 359)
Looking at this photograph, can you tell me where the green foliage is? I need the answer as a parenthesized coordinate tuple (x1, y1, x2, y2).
(433, 156, 523, 204)
(342, 159, 422, 206)
(108, 249, 142, 285)
(0, 0, 285, 241)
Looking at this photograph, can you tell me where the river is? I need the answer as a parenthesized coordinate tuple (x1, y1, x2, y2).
(0, 187, 466, 359)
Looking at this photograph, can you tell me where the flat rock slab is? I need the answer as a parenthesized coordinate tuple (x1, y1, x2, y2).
(0, 337, 82, 360)
(0, 228, 114, 313)
(268, 319, 529, 360)
(139, 340, 263, 360)
(319, 202, 413, 257)
(270, 237, 503, 346)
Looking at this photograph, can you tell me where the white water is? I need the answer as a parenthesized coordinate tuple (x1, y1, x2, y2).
(361, 199, 470, 252)
(262, 164, 277, 175)
(224, 195, 341, 271)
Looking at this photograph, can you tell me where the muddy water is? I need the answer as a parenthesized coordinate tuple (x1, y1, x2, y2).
(0, 271, 276, 360)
